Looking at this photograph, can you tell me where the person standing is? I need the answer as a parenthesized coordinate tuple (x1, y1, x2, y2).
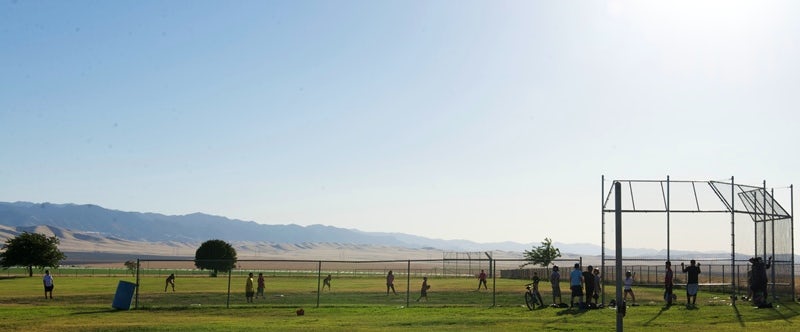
(165, 273, 175, 292)
(681, 260, 701, 307)
(43, 270, 54, 299)
(386, 270, 397, 295)
(477, 269, 488, 290)
(569, 263, 584, 309)
(323, 274, 332, 291)
(245, 272, 255, 303)
(592, 268, 601, 306)
(416, 276, 430, 302)
(550, 265, 562, 306)
(623, 271, 636, 305)
(582, 265, 595, 306)
(664, 261, 674, 306)
(749, 256, 772, 306)
(256, 273, 265, 299)
(529, 272, 544, 308)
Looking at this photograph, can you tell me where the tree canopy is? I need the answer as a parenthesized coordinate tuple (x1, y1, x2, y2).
(0, 232, 66, 277)
(194, 239, 237, 276)
(124, 260, 138, 277)
(521, 237, 561, 268)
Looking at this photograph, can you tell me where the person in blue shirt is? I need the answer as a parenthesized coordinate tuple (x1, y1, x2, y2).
(569, 263, 584, 308)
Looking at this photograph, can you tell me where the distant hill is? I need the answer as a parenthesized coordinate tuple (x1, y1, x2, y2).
(0, 201, 528, 252)
(0, 201, 768, 260)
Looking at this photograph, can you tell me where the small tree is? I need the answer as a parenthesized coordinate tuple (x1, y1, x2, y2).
(194, 239, 237, 277)
(0, 232, 66, 277)
(521, 237, 561, 268)
(124, 260, 138, 277)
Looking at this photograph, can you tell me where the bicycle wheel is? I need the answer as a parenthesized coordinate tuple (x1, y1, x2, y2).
(525, 292, 535, 310)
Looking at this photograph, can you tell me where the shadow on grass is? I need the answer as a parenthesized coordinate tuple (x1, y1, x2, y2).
(768, 305, 794, 323)
(643, 304, 673, 326)
(72, 308, 119, 315)
(555, 307, 588, 317)
(0, 276, 23, 280)
(778, 301, 798, 315)
(732, 304, 745, 327)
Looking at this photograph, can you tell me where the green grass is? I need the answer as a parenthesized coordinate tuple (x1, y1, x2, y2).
(2, 275, 799, 331)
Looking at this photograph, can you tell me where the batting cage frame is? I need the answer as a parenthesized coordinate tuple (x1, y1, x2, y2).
(600, 175, 795, 305)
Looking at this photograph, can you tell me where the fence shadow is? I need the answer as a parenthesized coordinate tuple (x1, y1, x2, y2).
(731, 304, 745, 327)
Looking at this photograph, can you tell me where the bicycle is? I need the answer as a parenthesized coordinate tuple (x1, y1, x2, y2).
(524, 284, 544, 310)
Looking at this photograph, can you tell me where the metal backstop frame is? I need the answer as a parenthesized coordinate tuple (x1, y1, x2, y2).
(600, 175, 794, 304)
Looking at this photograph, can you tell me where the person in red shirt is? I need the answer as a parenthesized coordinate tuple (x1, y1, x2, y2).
(256, 273, 265, 299)
(477, 269, 488, 290)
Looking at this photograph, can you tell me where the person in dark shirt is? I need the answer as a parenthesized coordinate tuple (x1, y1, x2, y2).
(582, 265, 595, 306)
(664, 261, 674, 306)
(749, 256, 772, 306)
(323, 274, 332, 291)
(165, 273, 175, 292)
(550, 265, 562, 306)
(416, 277, 430, 302)
(681, 260, 701, 307)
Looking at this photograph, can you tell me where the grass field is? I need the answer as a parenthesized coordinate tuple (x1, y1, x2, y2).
(2, 274, 799, 331)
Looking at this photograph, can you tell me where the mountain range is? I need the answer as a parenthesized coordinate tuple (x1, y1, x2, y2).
(0, 201, 740, 259)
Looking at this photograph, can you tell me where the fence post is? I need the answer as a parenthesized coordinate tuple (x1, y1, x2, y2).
(492, 259, 496, 307)
(226, 266, 232, 309)
(134, 259, 140, 309)
(406, 260, 411, 307)
(722, 265, 725, 285)
(316, 261, 322, 308)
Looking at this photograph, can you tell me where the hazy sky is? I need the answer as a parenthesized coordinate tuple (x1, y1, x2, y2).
(2, 0, 798, 252)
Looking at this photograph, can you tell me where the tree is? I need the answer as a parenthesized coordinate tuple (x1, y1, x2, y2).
(194, 239, 237, 277)
(0, 232, 67, 277)
(124, 260, 138, 277)
(521, 237, 561, 268)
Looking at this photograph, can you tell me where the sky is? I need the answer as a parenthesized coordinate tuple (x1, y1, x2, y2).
(1, 0, 799, 252)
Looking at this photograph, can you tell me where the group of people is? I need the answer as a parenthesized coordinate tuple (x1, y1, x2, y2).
(566, 263, 602, 309)
(44, 256, 770, 307)
(386, 270, 430, 301)
(527, 259, 705, 310)
(152, 261, 694, 307)
(747, 256, 773, 307)
(661, 260, 702, 308)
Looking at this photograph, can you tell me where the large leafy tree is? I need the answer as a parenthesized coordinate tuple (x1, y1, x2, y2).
(194, 239, 237, 277)
(521, 237, 561, 268)
(0, 232, 67, 277)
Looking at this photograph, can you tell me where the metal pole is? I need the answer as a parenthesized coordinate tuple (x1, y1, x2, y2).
(763, 180, 768, 260)
(601, 175, 606, 305)
(226, 266, 232, 309)
(406, 260, 411, 307)
(731, 176, 736, 301)
(134, 258, 140, 309)
(791, 184, 795, 301)
(615, 181, 624, 332)
(316, 261, 322, 308)
(492, 259, 497, 307)
(667, 175, 671, 261)
(770, 188, 776, 300)
(484, 252, 495, 307)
